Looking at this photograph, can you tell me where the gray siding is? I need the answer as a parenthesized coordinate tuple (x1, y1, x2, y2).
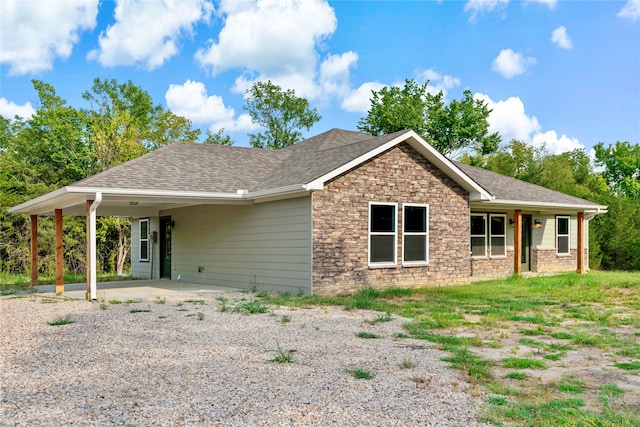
(131, 216, 160, 279)
(162, 197, 312, 295)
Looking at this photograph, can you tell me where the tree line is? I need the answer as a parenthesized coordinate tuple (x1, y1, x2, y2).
(0, 78, 638, 277)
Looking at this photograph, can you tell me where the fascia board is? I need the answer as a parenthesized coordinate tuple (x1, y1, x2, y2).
(475, 199, 608, 212)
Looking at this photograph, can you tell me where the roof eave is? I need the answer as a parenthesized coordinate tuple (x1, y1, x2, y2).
(473, 198, 608, 212)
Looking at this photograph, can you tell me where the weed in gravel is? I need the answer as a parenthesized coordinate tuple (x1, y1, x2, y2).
(234, 300, 269, 314)
(185, 299, 205, 305)
(365, 312, 393, 324)
(197, 312, 205, 321)
(613, 360, 640, 371)
(346, 367, 375, 379)
(355, 331, 380, 339)
(505, 372, 527, 380)
(550, 331, 573, 339)
(520, 328, 546, 336)
(109, 299, 122, 305)
(399, 358, 415, 369)
(100, 302, 108, 310)
(502, 357, 547, 370)
(216, 297, 230, 312)
(129, 308, 151, 313)
(268, 341, 296, 364)
(47, 314, 74, 326)
(280, 315, 291, 323)
(155, 296, 166, 305)
(543, 353, 565, 361)
(441, 347, 492, 383)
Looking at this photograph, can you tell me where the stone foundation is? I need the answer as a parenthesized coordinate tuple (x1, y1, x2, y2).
(533, 249, 586, 273)
(470, 251, 513, 279)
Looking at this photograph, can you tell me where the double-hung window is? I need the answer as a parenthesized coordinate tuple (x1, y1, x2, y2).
(139, 218, 149, 262)
(556, 216, 570, 255)
(470, 214, 487, 258)
(369, 203, 397, 266)
(470, 213, 506, 258)
(403, 204, 429, 265)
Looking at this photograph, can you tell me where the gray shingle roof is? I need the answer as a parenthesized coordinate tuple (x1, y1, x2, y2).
(454, 161, 602, 207)
(73, 128, 601, 208)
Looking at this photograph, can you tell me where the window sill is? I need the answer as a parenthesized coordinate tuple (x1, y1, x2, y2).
(402, 262, 429, 267)
(368, 263, 398, 269)
(489, 255, 507, 259)
(471, 256, 488, 260)
(556, 253, 571, 257)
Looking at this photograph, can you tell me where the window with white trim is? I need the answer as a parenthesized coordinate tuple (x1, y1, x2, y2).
(470, 214, 487, 258)
(489, 214, 506, 257)
(556, 216, 570, 255)
(403, 204, 429, 265)
(369, 203, 397, 266)
(139, 218, 149, 262)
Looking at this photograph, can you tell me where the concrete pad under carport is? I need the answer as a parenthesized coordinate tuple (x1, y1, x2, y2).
(33, 279, 242, 301)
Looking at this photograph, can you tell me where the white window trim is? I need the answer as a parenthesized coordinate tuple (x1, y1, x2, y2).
(470, 214, 487, 259)
(139, 218, 149, 262)
(556, 215, 571, 256)
(489, 213, 507, 259)
(368, 202, 397, 268)
(402, 203, 429, 266)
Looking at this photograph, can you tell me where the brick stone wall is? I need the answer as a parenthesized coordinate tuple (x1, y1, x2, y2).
(311, 143, 471, 295)
(470, 252, 513, 279)
(533, 249, 584, 273)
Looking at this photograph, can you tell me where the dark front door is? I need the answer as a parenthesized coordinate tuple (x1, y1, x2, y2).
(521, 215, 532, 272)
(160, 217, 172, 279)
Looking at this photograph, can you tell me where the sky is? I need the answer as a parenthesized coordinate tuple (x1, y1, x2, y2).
(1, 0, 639, 156)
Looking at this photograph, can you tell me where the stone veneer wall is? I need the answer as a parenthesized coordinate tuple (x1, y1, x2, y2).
(311, 143, 471, 295)
(470, 251, 513, 279)
(533, 249, 585, 273)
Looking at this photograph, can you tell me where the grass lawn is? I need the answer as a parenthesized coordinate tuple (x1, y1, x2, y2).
(261, 271, 640, 426)
(0, 273, 126, 294)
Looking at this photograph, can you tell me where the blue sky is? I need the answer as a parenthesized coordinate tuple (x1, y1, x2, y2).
(1, 0, 639, 156)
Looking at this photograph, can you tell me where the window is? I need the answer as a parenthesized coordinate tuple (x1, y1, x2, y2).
(489, 214, 506, 257)
(403, 204, 429, 265)
(470, 214, 487, 258)
(139, 218, 149, 262)
(556, 216, 570, 255)
(369, 203, 397, 266)
(470, 213, 506, 258)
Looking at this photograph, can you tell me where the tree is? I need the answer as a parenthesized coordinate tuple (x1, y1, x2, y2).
(244, 81, 321, 150)
(594, 141, 640, 199)
(204, 128, 234, 146)
(357, 79, 500, 158)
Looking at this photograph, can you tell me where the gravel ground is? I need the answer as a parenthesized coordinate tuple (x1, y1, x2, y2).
(1, 292, 487, 426)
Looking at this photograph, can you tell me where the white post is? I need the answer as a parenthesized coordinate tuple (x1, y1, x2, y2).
(89, 192, 102, 300)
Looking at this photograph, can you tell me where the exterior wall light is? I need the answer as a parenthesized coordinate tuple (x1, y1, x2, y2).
(534, 219, 543, 228)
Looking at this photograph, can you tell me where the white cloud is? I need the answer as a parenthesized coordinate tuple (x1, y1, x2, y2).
(492, 49, 536, 78)
(475, 93, 585, 154)
(319, 51, 359, 100)
(340, 82, 386, 113)
(88, 0, 213, 70)
(551, 26, 573, 49)
(618, 0, 640, 21)
(0, 0, 98, 75)
(164, 80, 257, 132)
(464, 0, 509, 20)
(474, 93, 541, 142)
(526, 0, 557, 9)
(532, 131, 584, 154)
(0, 98, 36, 121)
(415, 69, 461, 97)
(195, 0, 337, 99)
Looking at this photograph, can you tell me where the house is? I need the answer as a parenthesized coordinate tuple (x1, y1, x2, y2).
(9, 129, 607, 299)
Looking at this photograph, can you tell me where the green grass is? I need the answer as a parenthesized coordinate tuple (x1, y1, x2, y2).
(267, 341, 295, 364)
(441, 347, 492, 382)
(234, 300, 269, 314)
(613, 360, 640, 371)
(345, 367, 375, 380)
(502, 358, 547, 370)
(355, 331, 380, 339)
(1, 272, 125, 291)
(506, 372, 528, 380)
(47, 314, 74, 326)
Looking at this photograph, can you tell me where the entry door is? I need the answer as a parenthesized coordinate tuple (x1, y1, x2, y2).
(521, 215, 532, 272)
(160, 217, 172, 279)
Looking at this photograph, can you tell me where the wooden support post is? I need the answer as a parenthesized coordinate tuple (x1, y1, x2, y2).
(55, 209, 64, 294)
(30, 215, 38, 287)
(86, 200, 93, 301)
(577, 212, 585, 274)
(513, 210, 522, 276)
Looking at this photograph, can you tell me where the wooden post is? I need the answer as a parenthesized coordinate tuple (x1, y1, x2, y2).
(513, 210, 522, 276)
(86, 200, 93, 301)
(55, 209, 64, 294)
(577, 212, 585, 274)
(30, 215, 38, 287)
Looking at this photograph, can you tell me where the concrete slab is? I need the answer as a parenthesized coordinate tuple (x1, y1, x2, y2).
(33, 280, 241, 301)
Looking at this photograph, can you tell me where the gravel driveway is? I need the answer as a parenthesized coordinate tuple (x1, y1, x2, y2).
(1, 292, 486, 426)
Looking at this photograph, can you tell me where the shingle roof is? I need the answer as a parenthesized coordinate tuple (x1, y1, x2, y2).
(73, 128, 601, 208)
(454, 161, 602, 207)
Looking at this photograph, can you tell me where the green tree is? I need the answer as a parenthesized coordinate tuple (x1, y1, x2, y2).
(244, 81, 321, 150)
(357, 79, 500, 158)
(204, 128, 234, 146)
(594, 141, 640, 199)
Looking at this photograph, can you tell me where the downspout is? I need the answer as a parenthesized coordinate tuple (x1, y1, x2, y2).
(89, 192, 102, 300)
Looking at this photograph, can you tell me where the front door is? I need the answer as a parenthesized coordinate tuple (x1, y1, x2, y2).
(521, 215, 532, 272)
(159, 217, 172, 279)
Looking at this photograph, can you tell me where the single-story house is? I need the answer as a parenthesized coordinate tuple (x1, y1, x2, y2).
(10, 129, 607, 299)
